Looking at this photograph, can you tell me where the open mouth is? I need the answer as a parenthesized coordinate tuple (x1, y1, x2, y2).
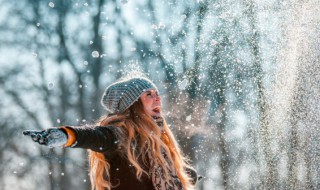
(152, 107, 161, 114)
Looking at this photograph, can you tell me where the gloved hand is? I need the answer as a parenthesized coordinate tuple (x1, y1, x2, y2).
(186, 166, 203, 185)
(23, 128, 67, 147)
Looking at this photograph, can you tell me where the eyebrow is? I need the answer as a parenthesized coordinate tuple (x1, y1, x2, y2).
(145, 90, 158, 94)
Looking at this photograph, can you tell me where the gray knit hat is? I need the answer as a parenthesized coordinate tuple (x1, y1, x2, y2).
(101, 76, 158, 114)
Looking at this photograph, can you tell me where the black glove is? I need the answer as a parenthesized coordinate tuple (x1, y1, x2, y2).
(186, 167, 203, 185)
(23, 128, 68, 147)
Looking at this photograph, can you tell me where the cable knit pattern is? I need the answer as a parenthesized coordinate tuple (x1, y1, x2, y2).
(101, 77, 158, 114)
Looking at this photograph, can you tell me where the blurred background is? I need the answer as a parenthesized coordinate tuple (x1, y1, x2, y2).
(0, 0, 319, 189)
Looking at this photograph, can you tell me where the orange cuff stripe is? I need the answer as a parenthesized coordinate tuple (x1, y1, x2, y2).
(61, 127, 76, 147)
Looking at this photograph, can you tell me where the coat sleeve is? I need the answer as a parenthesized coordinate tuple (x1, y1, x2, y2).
(61, 125, 119, 153)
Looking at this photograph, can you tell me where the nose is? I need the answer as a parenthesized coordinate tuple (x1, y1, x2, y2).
(154, 95, 161, 101)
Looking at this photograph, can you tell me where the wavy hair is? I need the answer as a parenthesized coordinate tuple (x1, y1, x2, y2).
(88, 99, 194, 190)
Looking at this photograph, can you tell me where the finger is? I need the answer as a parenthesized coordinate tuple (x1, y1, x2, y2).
(31, 133, 40, 142)
(23, 131, 31, 136)
(38, 135, 48, 145)
(23, 130, 39, 136)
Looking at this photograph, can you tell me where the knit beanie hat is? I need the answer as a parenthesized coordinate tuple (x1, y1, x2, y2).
(101, 75, 158, 114)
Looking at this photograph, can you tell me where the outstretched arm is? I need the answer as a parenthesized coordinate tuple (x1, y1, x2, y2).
(23, 126, 119, 153)
(63, 126, 118, 152)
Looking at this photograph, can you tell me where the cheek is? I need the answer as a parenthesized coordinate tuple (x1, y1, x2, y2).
(141, 97, 153, 109)
(142, 103, 153, 115)
(145, 100, 154, 109)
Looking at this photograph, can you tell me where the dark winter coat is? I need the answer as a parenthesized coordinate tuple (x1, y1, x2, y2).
(64, 126, 199, 190)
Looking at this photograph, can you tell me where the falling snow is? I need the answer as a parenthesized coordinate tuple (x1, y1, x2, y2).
(48, 82, 54, 90)
(48, 2, 54, 8)
(1, 0, 320, 190)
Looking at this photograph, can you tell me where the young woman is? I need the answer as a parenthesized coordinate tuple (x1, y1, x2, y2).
(24, 74, 200, 190)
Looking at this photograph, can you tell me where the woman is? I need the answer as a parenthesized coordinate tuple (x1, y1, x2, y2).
(23, 74, 199, 190)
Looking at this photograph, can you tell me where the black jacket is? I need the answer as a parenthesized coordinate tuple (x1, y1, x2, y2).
(64, 125, 198, 190)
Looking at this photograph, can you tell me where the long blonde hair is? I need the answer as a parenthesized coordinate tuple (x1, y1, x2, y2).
(88, 99, 194, 190)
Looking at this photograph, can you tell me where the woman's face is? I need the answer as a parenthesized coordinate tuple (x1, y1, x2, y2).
(140, 89, 162, 117)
